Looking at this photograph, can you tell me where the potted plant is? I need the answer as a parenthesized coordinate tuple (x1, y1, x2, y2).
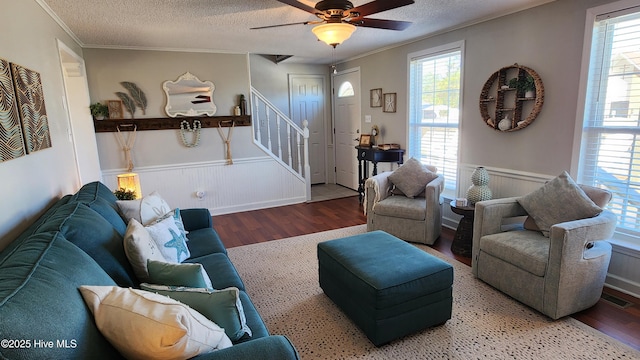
(114, 187, 136, 200)
(508, 75, 536, 98)
(90, 102, 109, 120)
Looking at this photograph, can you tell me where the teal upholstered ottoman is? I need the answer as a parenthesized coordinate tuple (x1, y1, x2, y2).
(317, 230, 453, 346)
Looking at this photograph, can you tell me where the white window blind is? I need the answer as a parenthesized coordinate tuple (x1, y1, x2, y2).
(408, 45, 462, 195)
(580, 7, 640, 242)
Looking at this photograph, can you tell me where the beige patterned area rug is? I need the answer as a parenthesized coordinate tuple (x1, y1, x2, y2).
(227, 225, 639, 359)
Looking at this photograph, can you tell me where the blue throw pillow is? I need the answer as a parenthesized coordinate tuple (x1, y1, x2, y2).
(147, 259, 213, 289)
(140, 283, 252, 341)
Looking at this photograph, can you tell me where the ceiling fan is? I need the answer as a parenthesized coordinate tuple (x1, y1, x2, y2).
(252, 0, 415, 47)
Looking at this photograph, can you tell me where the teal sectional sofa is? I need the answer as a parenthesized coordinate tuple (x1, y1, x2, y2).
(0, 182, 298, 360)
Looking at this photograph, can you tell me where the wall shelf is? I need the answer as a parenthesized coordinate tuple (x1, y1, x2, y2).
(93, 115, 251, 132)
(479, 64, 544, 132)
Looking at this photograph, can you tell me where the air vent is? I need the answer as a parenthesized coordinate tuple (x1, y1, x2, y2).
(601, 293, 633, 309)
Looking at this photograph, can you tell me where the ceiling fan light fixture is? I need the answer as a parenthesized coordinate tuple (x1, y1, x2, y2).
(312, 22, 356, 47)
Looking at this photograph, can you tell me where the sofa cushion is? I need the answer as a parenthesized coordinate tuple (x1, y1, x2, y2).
(0, 232, 121, 360)
(71, 181, 127, 236)
(373, 196, 426, 221)
(0, 195, 73, 261)
(186, 253, 245, 291)
(237, 290, 269, 341)
(79, 285, 232, 359)
(33, 202, 138, 287)
(479, 230, 550, 276)
(388, 158, 437, 198)
(517, 171, 603, 237)
(123, 218, 166, 282)
(187, 227, 228, 257)
(140, 284, 252, 342)
(147, 259, 213, 289)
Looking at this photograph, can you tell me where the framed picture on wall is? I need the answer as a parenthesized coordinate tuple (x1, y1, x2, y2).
(108, 100, 123, 119)
(383, 93, 396, 113)
(370, 88, 382, 107)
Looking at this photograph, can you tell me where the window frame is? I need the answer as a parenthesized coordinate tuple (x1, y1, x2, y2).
(573, 0, 640, 248)
(407, 40, 465, 198)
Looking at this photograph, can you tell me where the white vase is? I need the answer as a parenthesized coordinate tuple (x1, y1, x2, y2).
(466, 167, 492, 204)
(498, 115, 511, 131)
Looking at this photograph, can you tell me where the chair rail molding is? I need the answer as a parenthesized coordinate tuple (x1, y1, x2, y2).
(101, 156, 306, 215)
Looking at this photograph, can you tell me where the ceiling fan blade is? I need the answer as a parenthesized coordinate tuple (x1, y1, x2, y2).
(351, 18, 412, 31)
(250, 21, 312, 30)
(349, 0, 414, 18)
(276, 0, 319, 15)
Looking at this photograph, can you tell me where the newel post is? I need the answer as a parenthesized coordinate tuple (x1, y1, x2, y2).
(302, 120, 311, 201)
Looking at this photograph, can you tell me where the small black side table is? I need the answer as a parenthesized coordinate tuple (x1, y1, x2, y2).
(449, 201, 475, 257)
(356, 146, 405, 203)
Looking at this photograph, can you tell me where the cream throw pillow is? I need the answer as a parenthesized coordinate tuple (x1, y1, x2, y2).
(122, 219, 166, 282)
(117, 191, 172, 225)
(517, 171, 603, 237)
(79, 285, 232, 360)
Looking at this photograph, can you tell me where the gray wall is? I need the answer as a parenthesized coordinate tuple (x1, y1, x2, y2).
(0, 0, 86, 248)
(83, 49, 264, 170)
(339, 0, 609, 178)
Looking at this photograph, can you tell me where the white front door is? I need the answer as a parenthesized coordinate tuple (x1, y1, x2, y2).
(289, 75, 326, 184)
(333, 69, 361, 190)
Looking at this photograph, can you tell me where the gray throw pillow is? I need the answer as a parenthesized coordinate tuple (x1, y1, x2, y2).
(388, 157, 437, 198)
(517, 171, 603, 237)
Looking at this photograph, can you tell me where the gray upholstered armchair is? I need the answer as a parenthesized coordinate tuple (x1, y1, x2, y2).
(471, 173, 617, 319)
(364, 160, 444, 245)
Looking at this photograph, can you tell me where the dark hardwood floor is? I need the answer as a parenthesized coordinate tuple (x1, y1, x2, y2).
(212, 196, 640, 351)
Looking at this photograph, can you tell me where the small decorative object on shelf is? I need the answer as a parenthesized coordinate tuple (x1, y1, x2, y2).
(180, 119, 201, 148)
(377, 143, 400, 150)
(498, 115, 511, 131)
(239, 94, 247, 115)
(120, 82, 148, 115)
(466, 166, 492, 205)
(90, 102, 109, 120)
(371, 125, 380, 146)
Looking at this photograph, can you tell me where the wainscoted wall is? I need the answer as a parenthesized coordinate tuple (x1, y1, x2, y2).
(101, 156, 306, 216)
(445, 164, 640, 298)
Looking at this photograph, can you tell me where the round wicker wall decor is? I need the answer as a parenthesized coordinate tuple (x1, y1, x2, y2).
(479, 64, 544, 132)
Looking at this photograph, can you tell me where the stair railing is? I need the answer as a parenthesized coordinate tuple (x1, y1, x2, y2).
(250, 87, 311, 201)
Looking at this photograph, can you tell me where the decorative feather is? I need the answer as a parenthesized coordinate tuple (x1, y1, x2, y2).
(115, 92, 136, 119)
(120, 81, 147, 115)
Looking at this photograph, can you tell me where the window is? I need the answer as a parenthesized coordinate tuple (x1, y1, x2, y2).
(578, 5, 640, 244)
(337, 81, 354, 97)
(408, 42, 463, 196)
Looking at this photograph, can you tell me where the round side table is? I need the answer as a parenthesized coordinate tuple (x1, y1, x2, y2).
(449, 201, 475, 257)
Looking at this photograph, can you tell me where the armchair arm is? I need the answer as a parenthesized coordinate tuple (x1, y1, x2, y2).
(364, 171, 393, 215)
(424, 174, 444, 206)
(548, 210, 617, 264)
(544, 210, 616, 318)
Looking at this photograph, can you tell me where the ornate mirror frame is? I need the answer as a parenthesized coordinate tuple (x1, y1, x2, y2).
(163, 72, 216, 117)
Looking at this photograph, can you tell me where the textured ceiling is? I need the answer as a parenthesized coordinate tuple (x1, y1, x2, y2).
(39, 0, 554, 65)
